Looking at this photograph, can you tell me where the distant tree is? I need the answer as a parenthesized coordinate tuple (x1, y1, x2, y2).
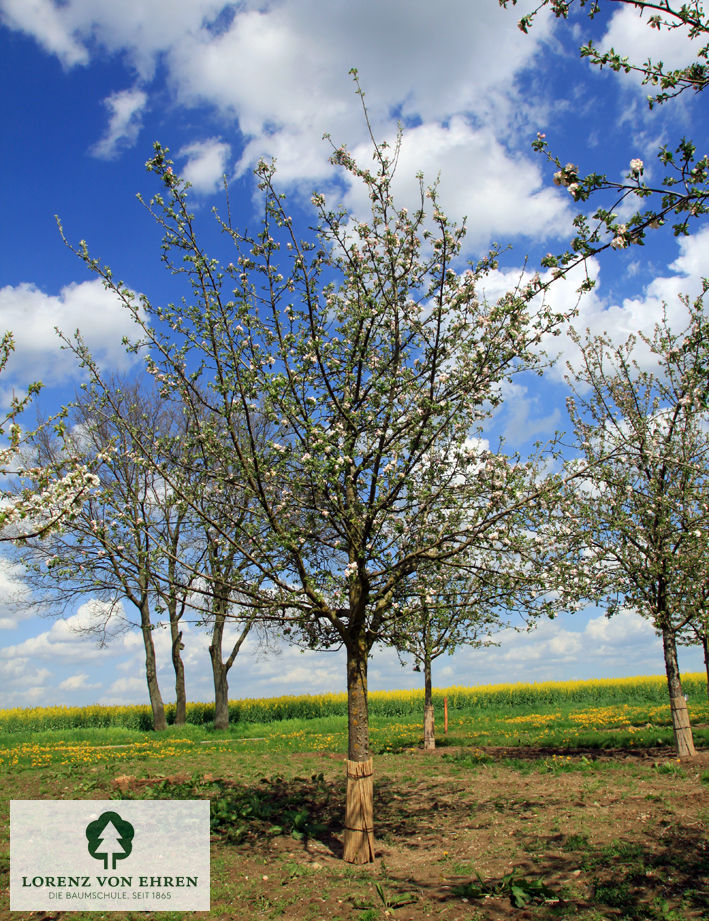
(63, 88, 572, 862)
(389, 447, 561, 751)
(20, 376, 201, 731)
(555, 295, 709, 758)
(204, 551, 254, 731)
(0, 331, 98, 541)
(199, 508, 260, 731)
(501, 0, 709, 290)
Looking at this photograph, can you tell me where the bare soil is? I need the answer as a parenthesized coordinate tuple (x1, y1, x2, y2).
(4, 744, 709, 921)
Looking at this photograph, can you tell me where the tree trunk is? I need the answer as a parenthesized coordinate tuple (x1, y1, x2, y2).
(140, 598, 166, 732)
(423, 656, 435, 751)
(209, 600, 230, 730)
(171, 624, 187, 725)
(703, 629, 709, 702)
(662, 628, 695, 759)
(209, 644, 230, 730)
(343, 635, 375, 864)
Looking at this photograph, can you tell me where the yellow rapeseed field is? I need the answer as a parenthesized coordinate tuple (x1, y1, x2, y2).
(0, 674, 706, 769)
(2, 672, 704, 734)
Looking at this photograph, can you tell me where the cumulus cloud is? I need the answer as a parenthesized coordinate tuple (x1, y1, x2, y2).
(497, 380, 563, 447)
(0, 0, 88, 67)
(0, 0, 568, 251)
(600, 5, 704, 92)
(0, 657, 51, 706)
(102, 675, 147, 702)
(169, 0, 552, 138)
(0, 278, 143, 388)
(0, 600, 127, 663)
(476, 226, 709, 385)
(337, 119, 572, 250)
(0, 0, 229, 77)
(59, 672, 100, 691)
(180, 138, 231, 194)
(559, 228, 709, 376)
(91, 87, 148, 159)
(448, 608, 666, 685)
(0, 557, 32, 630)
(0, 603, 700, 709)
(0, 658, 50, 685)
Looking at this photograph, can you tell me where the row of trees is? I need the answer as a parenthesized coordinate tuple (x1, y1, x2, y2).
(16, 379, 262, 733)
(3, 0, 709, 863)
(4, 139, 706, 859)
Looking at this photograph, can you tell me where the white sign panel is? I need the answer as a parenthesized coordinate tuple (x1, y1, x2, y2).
(11, 800, 210, 911)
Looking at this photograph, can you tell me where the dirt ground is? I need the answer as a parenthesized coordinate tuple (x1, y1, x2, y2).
(5, 744, 709, 921)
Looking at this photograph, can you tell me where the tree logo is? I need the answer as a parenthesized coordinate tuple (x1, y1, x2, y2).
(85, 811, 135, 870)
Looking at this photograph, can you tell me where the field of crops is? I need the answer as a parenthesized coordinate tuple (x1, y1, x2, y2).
(1, 672, 707, 733)
(1, 673, 708, 772)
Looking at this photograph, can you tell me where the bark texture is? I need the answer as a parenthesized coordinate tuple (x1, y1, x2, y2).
(210, 647, 230, 731)
(423, 657, 435, 751)
(171, 625, 187, 725)
(343, 638, 375, 863)
(140, 597, 166, 731)
(662, 628, 696, 759)
(208, 602, 251, 731)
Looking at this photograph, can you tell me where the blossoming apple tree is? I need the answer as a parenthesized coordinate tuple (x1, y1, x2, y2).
(387, 444, 563, 751)
(0, 330, 99, 541)
(553, 295, 709, 758)
(19, 376, 204, 731)
(501, 0, 709, 288)
(64, 96, 573, 860)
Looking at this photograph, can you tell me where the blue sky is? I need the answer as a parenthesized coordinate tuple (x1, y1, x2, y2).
(0, 0, 707, 710)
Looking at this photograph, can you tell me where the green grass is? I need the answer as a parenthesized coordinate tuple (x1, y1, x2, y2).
(2, 684, 708, 772)
(1, 673, 707, 776)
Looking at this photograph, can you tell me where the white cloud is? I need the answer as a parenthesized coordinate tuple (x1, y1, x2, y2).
(498, 380, 562, 446)
(0, 0, 229, 76)
(180, 138, 231, 194)
(0, 279, 142, 387)
(59, 672, 100, 691)
(561, 228, 709, 375)
(183, 0, 553, 132)
(0, 603, 700, 709)
(0, 557, 32, 629)
(91, 87, 148, 159)
(0, 1, 568, 250)
(446, 608, 665, 685)
(0, 0, 89, 66)
(168, 1, 563, 249)
(601, 5, 704, 91)
(0, 600, 127, 663)
(0, 684, 47, 707)
(0, 656, 51, 706)
(101, 675, 147, 704)
(478, 226, 709, 384)
(337, 119, 572, 250)
(0, 658, 50, 685)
